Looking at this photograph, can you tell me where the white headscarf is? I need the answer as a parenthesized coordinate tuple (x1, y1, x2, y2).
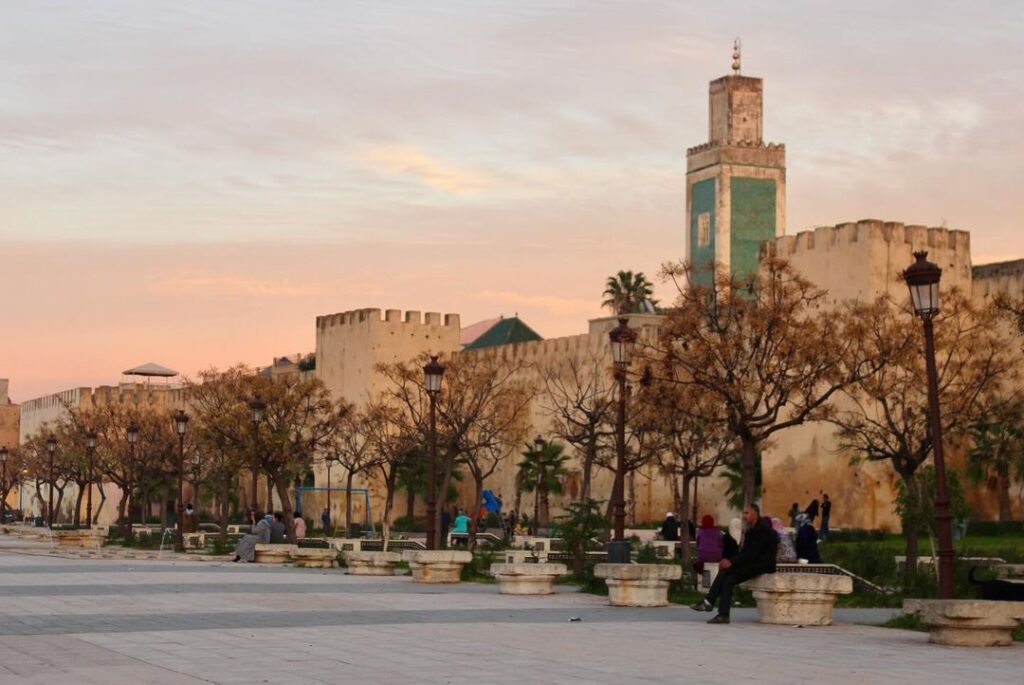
(728, 517, 742, 544)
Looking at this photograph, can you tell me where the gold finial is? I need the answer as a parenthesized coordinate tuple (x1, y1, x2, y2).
(731, 37, 741, 74)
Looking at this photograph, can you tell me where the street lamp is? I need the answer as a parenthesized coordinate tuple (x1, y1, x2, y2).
(248, 394, 266, 512)
(0, 446, 8, 525)
(45, 434, 57, 528)
(608, 317, 636, 562)
(126, 421, 139, 530)
(423, 355, 445, 550)
(85, 431, 97, 529)
(903, 250, 955, 599)
(173, 410, 189, 552)
(532, 435, 545, 535)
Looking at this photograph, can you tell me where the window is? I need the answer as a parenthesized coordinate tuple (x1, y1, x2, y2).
(698, 212, 711, 246)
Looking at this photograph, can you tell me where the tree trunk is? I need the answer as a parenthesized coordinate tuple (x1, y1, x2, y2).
(219, 478, 230, 544)
(345, 470, 355, 533)
(680, 473, 692, 580)
(469, 479, 484, 551)
(54, 487, 65, 524)
(904, 523, 920, 588)
(272, 474, 296, 543)
(266, 477, 274, 514)
(996, 463, 1011, 523)
(117, 486, 129, 534)
(671, 474, 682, 520)
(381, 463, 397, 552)
(95, 486, 107, 525)
(435, 449, 456, 547)
(740, 437, 758, 507)
(160, 493, 168, 530)
(580, 441, 596, 502)
(539, 487, 550, 529)
(73, 486, 85, 528)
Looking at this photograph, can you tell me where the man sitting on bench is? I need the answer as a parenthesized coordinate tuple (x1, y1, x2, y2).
(691, 503, 778, 624)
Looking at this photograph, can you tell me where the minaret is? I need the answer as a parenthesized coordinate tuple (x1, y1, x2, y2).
(685, 40, 786, 282)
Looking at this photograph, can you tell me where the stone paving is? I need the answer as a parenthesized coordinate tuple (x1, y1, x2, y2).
(0, 539, 1020, 684)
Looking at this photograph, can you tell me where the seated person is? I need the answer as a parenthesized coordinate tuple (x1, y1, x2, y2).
(794, 513, 821, 563)
(450, 509, 471, 546)
(233, 512, 271, 562)
(694, 514, 724, 587)
(270, 512, 287, 544)
(660, 512, 680, 541)
(691, 504, 778, 624)
(723, 518, 741, 560)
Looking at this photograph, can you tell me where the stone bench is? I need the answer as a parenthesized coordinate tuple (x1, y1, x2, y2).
(254, 543, 297, 564)
(903, 599, 1024, 647)
(55, 530, 105, 549)
(594, 564, 682, 607)
(741, 572, 853, 625)
(402, 550, 473, 583)
(345, 551, 402, 575)
(490, 563, 567, 595)
(291, 548, 337, 568)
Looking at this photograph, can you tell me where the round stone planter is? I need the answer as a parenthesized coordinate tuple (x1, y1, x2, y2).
(254, 543, 297, 564)
(345, 551, 402, 576)
(741, 573, 853, 626)
(904, 599, 1024, 647)
(594, 563, 682, 607)
(490, 563, 567, 595)
(292, 548, 337, 568)
(402, 550, 473, 583)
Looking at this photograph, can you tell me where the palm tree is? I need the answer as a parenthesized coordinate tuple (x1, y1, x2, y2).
(602, 270, 657, 314)
(517, 441, 571, 532)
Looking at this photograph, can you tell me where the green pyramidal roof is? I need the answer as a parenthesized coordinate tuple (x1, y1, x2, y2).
(463, 316, 543, 350)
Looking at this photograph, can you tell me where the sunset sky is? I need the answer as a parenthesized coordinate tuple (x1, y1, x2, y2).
(2, 1, 1022, 401)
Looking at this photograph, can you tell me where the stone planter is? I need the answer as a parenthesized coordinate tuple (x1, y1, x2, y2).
(594, 564, 682, 607)
(402, 550, 473, 583)
(904, 599, 1024, 647)
(490, 563, 567, 595)
(292, 548, 337, 568)
(741, 573, 853, 626)
(345, 551, 402, 575)
(254, 543, 297, 564)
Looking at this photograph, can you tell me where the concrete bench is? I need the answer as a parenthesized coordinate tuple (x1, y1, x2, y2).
(326, 537, 362, 553)
(741, 572, 853, 625)
(594, 564, 682, 607)
(254, 543, 297, 564)
(996, 564, 1024, 580)
(490, 563, 567, 595)
(182, 532, 206, 550)
(291, 548, 337, 568)
(503, 549, 546, 564)
(402, 550, 473, 583)
(904, 599, 1024, 646)
(345, 551, 402, 575)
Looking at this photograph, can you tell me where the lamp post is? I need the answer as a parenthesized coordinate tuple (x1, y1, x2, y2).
(126, 421, 139, 529)
(532, 435, 544, 535)
(0, 447, 8, 524)
(423, 355, 445, 550)
(248, 394, 266, 513)
(85, 431, 97, 529)
(608, 317, 636, 562)
(45, 435, 57, 528)
(173, 410, 189, 552)
(903, 250, 955, 599)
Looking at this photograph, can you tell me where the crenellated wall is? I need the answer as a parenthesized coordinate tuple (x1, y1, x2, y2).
(315, 308, 461, 405)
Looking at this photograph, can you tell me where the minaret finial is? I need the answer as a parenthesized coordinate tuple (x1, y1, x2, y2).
(731, 37, 741, 74)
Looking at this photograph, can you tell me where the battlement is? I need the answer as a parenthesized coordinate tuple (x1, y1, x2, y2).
(973, 259, 1024, 281)
(316, 308, 460, 331)
(687, 140, 785, 156)
(461, 331, 605, 364)
(770, 220, 971, 258)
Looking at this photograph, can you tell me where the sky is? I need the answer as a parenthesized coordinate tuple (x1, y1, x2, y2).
(2, 1, 1022, 402)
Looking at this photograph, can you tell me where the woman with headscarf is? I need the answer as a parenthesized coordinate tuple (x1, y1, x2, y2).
(233, 512, 272, 562)
(805, 498, 820, 523)
(794, 513, 821, 563)
(772, 516, 797, 563)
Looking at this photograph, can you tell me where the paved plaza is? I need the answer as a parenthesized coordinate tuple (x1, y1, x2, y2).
(0, 540, 1019, 684)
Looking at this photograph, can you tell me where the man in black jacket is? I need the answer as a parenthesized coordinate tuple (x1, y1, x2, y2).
(691, 503, 777, 624)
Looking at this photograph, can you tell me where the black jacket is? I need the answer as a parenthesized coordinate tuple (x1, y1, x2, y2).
(732, 518, 778, 575)
(660, 517, 680, 541)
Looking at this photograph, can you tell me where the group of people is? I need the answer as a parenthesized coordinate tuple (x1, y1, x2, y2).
(233, 510, 307, 562)
(787, 494, 831, 541)
(653, 497, 833, 624)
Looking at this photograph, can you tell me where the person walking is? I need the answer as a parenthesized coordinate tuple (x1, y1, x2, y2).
(321, 507, 331, 533)
(819, 494, 831, 541)
(691, 503, 778, 624)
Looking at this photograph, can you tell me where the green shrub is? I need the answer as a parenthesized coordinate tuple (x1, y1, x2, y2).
(966, 520, 1024, 536)
(392, 515, 424, 533)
